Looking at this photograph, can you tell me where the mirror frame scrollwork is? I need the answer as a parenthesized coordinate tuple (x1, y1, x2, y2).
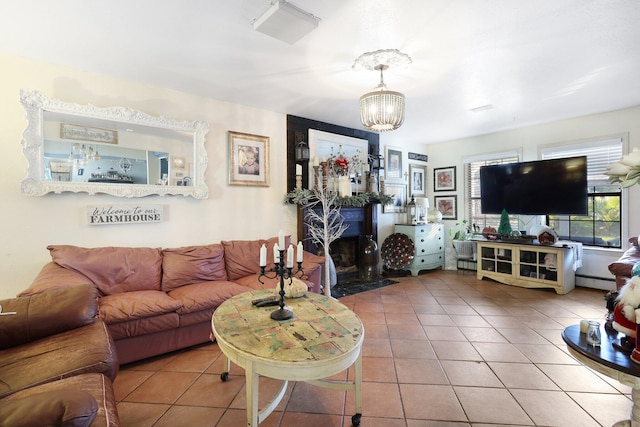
(19, 89, 209, 199)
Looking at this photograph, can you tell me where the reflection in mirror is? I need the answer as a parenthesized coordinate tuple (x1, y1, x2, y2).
(20, 89, 209, 198)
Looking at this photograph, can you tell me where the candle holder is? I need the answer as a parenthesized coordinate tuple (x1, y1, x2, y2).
(259, 249, 304, 321)
(313, 165, 320, 191)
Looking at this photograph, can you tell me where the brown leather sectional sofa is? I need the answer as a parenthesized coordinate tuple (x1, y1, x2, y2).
(0, 284, 119, 426)
(19, 237, 324, 365)
(608, 236, 640, 289)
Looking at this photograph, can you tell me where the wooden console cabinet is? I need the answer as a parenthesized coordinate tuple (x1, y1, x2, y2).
(476, 241, 575, 294)
(395, 224, 445, 276)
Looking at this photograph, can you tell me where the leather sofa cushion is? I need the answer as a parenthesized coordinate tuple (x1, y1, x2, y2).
(0, 389, 97, 427)
(222, 236, 287, 281)
(0, 373, 118, 427)
(161, 244, 227, 291)
(48, 245, 163, 295)
(0, 320, 117, 398)
(99, 290, 182, 323)
(106, 312, 179, 340)
(0, 284, 97, 350)
(168, 280, 252, 314)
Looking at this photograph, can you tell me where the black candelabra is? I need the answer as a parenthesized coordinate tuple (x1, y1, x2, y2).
(259, 248, 304, 321)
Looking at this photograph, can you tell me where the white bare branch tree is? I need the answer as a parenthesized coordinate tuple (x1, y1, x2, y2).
(305, 185, 348, 298)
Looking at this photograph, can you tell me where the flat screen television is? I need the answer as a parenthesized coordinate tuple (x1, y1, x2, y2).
(479, 156, 588, 215)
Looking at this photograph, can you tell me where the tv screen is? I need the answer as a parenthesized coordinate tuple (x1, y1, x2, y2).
(479, 156, 588, 215)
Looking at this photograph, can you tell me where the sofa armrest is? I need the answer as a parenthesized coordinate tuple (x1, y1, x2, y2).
(0, 284, 98, 350)
(0, 389, 98, 427)
(301, 251, 325, 294)
(19, 262, 95, 297)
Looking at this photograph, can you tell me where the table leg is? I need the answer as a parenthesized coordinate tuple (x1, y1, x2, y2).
(246, 362, 259, 426)
(352, 350, 362, 426)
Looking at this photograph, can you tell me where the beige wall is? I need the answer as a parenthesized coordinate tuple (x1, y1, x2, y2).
(1, 52, 637, 298)
(0, 53, 298, 299)
(410, 107, 640, 289)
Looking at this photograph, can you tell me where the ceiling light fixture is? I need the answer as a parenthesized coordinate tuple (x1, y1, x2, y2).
(354, 49, 412, 132)
(253, 1, 320, 44)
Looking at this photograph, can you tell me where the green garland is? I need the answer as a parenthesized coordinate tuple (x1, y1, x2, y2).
(284, 189, 393, 207)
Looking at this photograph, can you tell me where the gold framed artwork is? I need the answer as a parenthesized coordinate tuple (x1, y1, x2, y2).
(409, 164, 427, 196)
(228, 131, 270, 187)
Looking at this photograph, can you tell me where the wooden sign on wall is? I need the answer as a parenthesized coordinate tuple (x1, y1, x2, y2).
(87, 205, 164, 225)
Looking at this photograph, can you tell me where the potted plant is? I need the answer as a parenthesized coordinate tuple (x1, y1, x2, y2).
(450, 220, 476, 260)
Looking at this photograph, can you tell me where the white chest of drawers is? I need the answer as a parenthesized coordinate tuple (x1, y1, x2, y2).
(394, 224, 445, 276)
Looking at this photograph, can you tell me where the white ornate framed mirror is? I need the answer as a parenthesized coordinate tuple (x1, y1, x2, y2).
(19, 89, 209, 198)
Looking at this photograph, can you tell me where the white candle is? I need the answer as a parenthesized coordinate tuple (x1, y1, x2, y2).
(287, 244, 294, 268)
(296, 164, 302, 175)
(297, 241, 304, 262)
(313, 156, 319, 166)
(278, 230, 285, 248)
(322, 156, 327, 163)
(259, 243, 267, 267)
(364, 164, 370, 172)
(273, 243, 280, 264)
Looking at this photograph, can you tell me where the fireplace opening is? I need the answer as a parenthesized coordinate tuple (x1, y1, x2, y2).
(330, 236, 359, 282)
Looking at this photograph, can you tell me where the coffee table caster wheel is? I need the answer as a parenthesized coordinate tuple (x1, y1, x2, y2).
(220, 372, 229, 382)
(351, 413, 361, 426)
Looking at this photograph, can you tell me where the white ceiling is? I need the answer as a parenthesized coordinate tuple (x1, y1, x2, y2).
(2, 0, 640, 146)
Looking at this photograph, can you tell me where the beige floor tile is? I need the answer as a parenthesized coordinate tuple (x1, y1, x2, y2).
(112, 270, 627, 426)
(454, 386, 532, 425)
(431, 341, 483, 361)
(510, 389, 600, 426)
(152, 405, 225, 427)
(567, 391, 633, 426)
(395, 358, 449, 384)
(472, 342, 530, 363)
(390, 339, 437, 359)
(440, 360, 503, 387)
(361, 356, 397, 382)
(488, 362, 559, 390)
(123, 371, 199, 404)
(459, 326, 508, 342)
(538, 364, 621, 393)
(399, 384, 467, 421)
(116, 401, 170, 427)
(423, 325, 467, 341)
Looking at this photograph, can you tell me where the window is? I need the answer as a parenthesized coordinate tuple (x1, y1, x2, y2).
(542, 137, 624, 248)
(464, 152, 520, 232)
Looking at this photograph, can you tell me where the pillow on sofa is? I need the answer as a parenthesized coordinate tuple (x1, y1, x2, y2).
(222, 236, 289, 281)
(98, 290, 182, 323)
(47, 245, 163, 295)
(161, 244, 227, 291)
(0, 389, 98, 427)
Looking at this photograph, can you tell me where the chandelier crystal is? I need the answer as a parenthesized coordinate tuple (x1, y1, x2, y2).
(354, 49, 412, 132)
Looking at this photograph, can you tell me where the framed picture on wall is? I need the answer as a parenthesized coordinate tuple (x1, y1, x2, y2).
(385, 146, 403, 180)
(409, 164, 427, 196)
(383, 183, 407, 213)
(435, 195, 457, 220)
(434, 166, 456, 191)
(228, 131, 270, 186)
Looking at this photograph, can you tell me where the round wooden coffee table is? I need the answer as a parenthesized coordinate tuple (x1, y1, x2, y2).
(211, 289, 364, 426)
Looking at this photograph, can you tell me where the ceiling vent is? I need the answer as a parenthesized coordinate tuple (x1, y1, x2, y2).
(253, 1, 320, 44)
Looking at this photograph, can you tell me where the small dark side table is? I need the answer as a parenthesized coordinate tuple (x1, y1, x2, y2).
(562, 324, 640, 426)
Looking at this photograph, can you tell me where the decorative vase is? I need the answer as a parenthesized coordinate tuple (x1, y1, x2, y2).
(359, 235, 380, 282)
(427, 209, 443, 223)
(338, 175, 351, 197)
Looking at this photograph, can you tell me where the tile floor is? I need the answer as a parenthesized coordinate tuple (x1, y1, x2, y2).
(113, 270, 632, 426)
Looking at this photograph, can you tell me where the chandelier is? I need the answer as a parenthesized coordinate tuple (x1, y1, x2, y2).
(68, 143, 101, 167)
(354, 49, 412, 132)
